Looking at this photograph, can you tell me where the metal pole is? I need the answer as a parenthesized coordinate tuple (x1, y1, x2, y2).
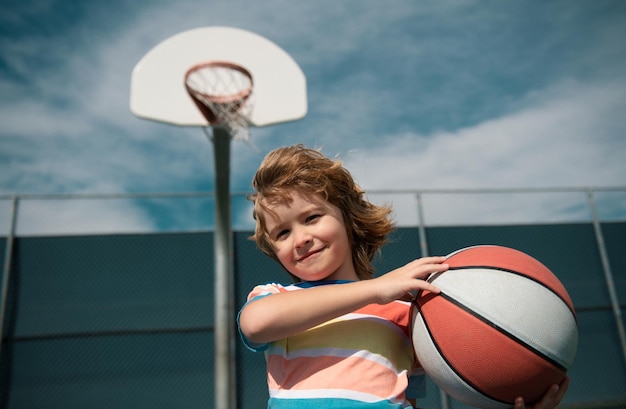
(0, 196, 18, 358)
(211, 127, 236, 409)
(416, 193, 429, 258)
(415, 193, 450, 409)
(587, 190, 626, 365)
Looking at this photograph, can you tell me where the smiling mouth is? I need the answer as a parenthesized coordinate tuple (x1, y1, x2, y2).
(297, 248, 323, 262)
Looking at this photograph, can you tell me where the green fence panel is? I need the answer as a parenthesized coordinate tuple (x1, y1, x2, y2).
(1, 222, 625, 409)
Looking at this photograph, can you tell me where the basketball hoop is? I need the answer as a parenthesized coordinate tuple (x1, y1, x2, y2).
(184, 62, 254, 140)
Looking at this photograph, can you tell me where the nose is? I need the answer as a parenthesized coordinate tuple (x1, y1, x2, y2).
(293, 226, 313, 248)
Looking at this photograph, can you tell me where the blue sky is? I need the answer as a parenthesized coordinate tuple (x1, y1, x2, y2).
(1, 0, 625, 234)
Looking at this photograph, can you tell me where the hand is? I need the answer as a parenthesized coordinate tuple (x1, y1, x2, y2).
(514, 377, 570, 409)
(372, 256, 448, 304)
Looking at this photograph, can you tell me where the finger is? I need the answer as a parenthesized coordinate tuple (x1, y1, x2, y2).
(553, 377, 570, 404)
(398, 292, 414, 302)
(412, 280, 441, 295)
(512, 377, 569, 409)
(407, 259, 448, 275)
(415, 264, 449, 281)
(531, 383, 561, 409)
(412, 256, 447, 265)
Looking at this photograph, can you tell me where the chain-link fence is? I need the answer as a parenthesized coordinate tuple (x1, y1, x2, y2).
(1, 187, 625, 409)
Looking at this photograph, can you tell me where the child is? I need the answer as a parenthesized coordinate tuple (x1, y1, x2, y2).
(238, 145, 569, 409)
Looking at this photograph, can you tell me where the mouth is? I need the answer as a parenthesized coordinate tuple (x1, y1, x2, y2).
(297, 247, 323, 262)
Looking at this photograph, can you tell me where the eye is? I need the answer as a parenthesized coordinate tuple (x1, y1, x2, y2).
(305, 214, 321, 223)
(275, 229, 290, 240)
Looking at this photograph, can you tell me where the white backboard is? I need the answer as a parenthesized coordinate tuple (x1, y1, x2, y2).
(130, 26, 307, 127)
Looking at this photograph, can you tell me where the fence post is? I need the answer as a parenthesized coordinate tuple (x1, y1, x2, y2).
(587, 189, 626, 366)
(1, 196, 18, 358)
(416, 193, 429, 259)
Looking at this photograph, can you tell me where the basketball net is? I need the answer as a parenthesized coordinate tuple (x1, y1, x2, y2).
(184, 62, 254, 141)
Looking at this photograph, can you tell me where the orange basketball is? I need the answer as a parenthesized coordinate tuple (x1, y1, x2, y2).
(411, 245, 578, 408)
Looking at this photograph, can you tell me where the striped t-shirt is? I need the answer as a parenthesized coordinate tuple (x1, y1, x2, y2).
(238, 280, 425, 409)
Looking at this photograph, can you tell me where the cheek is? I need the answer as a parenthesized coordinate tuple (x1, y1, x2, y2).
(330, 219, 350, 244)
(336, 233, 351, 256)
(273, 243, 292, 265)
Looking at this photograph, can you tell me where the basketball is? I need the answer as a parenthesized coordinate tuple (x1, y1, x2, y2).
(411, 245, 578, 409)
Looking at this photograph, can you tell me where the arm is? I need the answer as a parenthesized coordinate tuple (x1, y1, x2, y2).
(239, 256, 448, 344)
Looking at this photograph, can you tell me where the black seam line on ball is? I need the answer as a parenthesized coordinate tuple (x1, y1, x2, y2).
(439, 291, 568, 373)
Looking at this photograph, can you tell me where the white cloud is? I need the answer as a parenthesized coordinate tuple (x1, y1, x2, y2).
(14, 197, 157, 236)
(345, 79, 626, 190)
(343, 79, 626, 225)
(1, 0, 625, 233)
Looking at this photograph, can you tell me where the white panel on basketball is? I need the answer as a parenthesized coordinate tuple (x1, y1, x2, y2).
(429, 268, 578, 369)
(411, 311, 511, 409)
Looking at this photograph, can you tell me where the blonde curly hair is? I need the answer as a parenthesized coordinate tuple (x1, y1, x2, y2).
(249, 144, 395, 281)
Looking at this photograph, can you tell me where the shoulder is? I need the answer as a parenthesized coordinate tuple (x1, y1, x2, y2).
(245, 281, 306, 301)
(246, 280, 351, 301)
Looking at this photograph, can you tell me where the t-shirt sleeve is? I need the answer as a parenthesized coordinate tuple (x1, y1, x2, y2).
(237, 283, 285, 352)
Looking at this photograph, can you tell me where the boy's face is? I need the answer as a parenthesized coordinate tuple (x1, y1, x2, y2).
(260, 191, 357, 282)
